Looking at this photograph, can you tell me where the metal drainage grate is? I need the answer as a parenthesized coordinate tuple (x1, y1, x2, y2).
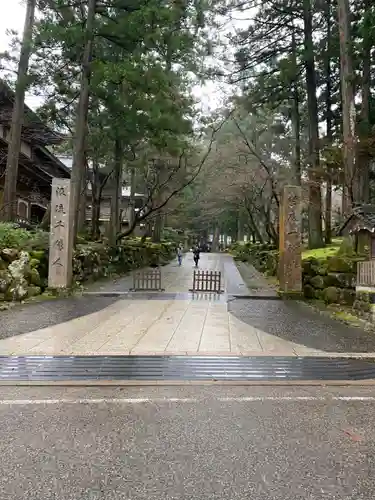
(0, 356, 374, 382)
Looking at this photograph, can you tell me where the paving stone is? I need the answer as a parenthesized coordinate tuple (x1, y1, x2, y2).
(1, 253, 375, 357)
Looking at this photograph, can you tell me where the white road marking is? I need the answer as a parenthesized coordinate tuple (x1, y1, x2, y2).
(0, 395, 374, 405)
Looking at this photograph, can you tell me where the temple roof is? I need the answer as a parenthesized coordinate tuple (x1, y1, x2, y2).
(338, 204, 375, 235)
(0, 80, 63, 146)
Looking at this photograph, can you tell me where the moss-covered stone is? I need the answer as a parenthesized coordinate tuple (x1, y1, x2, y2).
(340, 288, 355, 306)
(336, 272, 356, 288)
(8, 251, 30, 281)
(28, 268, 41, 286)
(1, 248, 18, 262)
(303, 283, 315, 299)
(5, 278, 28, 301)
(317, 266, 328, 276)
(324, 273, 341, 288)
(0, 270, 12, 293)
(302, 258, 319, 276)
(356, 291, 370, 303)
(0, 238, 176, 302)
(29, 258, 40, 268)
(324, 286, 340, 304)
(353, 291, 372, 314)
(310, 275, 325, 289)
(314, 288, 324, 300)
(27, 285, 41, 297)
(326, 256, 352, 273)
(29, 250, 46, 261)
(353, 298, 371, 313)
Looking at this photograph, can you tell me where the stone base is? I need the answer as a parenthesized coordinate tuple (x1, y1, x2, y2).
(278, 290, 304, 300)
(353, 286, 375, 322)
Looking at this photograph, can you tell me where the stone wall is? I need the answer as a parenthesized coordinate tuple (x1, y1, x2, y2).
(231, 243, 278, 276)
(231, 243, 362, 307)
(302, 256, 359, 305)
(0, 240, 176, 302)
(352, 291, 374, 322)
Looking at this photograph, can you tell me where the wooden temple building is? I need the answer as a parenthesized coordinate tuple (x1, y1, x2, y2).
(339, 204, 375, 289)
(0, 80, 70, 225)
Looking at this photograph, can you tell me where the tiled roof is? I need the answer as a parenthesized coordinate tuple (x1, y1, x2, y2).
(0, 80, 63, 145)
(339, 204, 375, 234)
(352, 204, 375, 227)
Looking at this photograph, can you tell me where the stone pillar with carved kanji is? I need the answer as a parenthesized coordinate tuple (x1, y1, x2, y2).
(278, 185, 302, 294)
(48, 178, 72, 288)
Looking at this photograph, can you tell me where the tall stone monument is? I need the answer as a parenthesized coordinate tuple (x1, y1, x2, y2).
(48, 178, 72, 288)
(278, 185, 302, 294)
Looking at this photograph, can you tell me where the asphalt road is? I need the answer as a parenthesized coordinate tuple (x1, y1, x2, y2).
(0, 385, 374, 499)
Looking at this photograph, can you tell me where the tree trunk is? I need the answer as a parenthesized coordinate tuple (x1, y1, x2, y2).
(356, 0, 371, 203)
(211, 226, 220, 252)
(337, 0, 356, 211)
(77, 154, 88, 233)
(152, 213, 164, 243)
(69, 0, 96, 247)
(109, 138, 122, 246)
(237, 210, 244, 241)
(325, 0, 333, 244)
(91, 158, 101, 240)
(245, 205, 264, 243)
(291, 25, 301, 186)
(303, 0, 324, 248)
(145, 220, 152, 238)
(2, 0, 36, 221)
(128, 166, 136, 228)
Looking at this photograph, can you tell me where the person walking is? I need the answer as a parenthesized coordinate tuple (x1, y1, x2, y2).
(177, 246, 183, 266)
(193, 245, 200, 267)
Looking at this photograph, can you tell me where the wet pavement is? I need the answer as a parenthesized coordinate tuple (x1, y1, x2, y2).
(235, 260, 278, 297)
(0, 254, 375, 356)
(0, 296, 120, 339)
(229, 298, 375, 353)
(0, 385, 374, 499)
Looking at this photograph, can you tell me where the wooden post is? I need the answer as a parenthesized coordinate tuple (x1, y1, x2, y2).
(48, 179, 72, 288)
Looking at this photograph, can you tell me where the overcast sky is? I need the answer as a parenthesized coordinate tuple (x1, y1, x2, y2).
(0, 1, 241, 113)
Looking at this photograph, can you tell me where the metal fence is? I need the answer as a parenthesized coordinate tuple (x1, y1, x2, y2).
(357, 260, 375, 287)
(190, 270, 223, 293)
(132, 267, 164, 291)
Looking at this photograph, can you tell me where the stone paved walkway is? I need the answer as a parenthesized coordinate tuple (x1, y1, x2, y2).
(0, 253, 374, 356)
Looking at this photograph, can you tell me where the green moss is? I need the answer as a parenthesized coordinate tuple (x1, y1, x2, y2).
(332, 310, 363, 327)
(310, 275, 325, 289)
(324, 273, 341, 288)
(323, 286, 340, 304)
(302, 244, 340, 260)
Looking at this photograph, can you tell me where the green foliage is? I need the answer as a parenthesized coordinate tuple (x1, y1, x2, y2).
(30, 0, 209, 154)
(0, 225, 177, 301)
(0, 224, 31, 249)
(230, 242, 278, 275)
(0, 224, 51, 252)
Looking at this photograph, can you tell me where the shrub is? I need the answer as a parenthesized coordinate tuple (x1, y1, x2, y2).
(0, 223, 31, 249)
